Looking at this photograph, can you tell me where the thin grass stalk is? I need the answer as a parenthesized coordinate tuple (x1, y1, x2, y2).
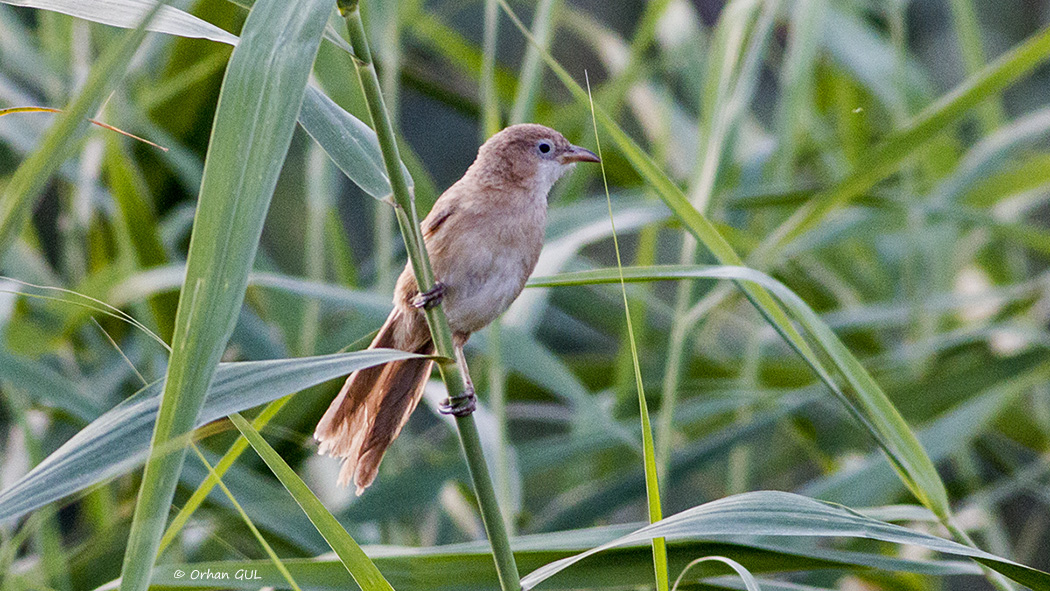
(643, 96, 683, 474)
(65, 19, 94, 283)
(656, 282, 733, 473)
(188, 445, 302, 591)
(655, 322, 688, 476)
(586, 77, 669, 591)
(588, 0, 675, 115)
(373, 0, 400, 291)
(102, 135, 177, 340)
(728, 332, 762, 495)
(487, 320, 514, 531)
(614, 223, 658, 408)
(326, 211, 360, 286)
(340, 3, 521, 590)
(772, 0, 821, 181)
(157, 394, 293, 554)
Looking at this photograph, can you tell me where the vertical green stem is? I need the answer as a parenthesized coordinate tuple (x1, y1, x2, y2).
(301, 146, 330, 356)
(948, 0, 1005, 133)
(480, 0, 502, 137)
(729, 332, 761, 494)
(773, 0, 820, 181)
(508, 0, 560, 125)
(655, 0, 777, 481)
(487, 319, 514, 532)
(887, 4, 933, 378)
(65, 19, 93, 283)
(373, 0, 400, 290)
(341, 4, 521, 590)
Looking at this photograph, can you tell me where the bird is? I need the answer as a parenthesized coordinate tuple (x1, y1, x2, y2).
(314, 123, 600, 494)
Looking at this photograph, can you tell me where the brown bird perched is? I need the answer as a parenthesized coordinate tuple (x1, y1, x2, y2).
(315, 123, 600, 494)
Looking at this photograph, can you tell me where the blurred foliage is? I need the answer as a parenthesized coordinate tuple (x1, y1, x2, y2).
(2, 0, 1050, 590)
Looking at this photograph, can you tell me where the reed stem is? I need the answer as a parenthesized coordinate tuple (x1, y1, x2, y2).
(340, 4, 521, 589)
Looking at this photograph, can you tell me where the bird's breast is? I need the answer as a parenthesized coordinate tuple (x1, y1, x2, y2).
(430, 196, 546, 334)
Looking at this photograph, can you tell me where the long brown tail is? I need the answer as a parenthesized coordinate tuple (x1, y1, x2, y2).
(314, 307, 433, 495)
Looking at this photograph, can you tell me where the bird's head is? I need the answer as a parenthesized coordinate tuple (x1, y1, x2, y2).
(469, 123, 600, 196)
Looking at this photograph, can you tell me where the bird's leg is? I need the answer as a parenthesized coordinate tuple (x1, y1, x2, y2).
(412, 281, 446, 310)
(440, 342, 477, 417)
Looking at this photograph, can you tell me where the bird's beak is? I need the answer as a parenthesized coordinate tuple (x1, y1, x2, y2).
(560, 145, 601, 164)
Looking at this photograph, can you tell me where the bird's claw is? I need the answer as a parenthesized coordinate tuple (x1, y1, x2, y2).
(439, 386, 476, 417)
(412, 281, 446, 310)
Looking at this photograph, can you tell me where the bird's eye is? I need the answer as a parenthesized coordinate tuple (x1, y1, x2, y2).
(537, 140, 552, 154)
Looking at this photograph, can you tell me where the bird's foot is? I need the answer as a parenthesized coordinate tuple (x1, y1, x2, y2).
(439, 385, 476, 417)
(412, 281, 446, 310)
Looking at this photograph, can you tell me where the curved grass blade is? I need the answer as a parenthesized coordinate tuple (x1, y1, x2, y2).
(0, 350, 419, 526)
(117, 1, 331, 588)
(228, 413, 396, 591)
(671, 556, 760, 591)
(490, 0, 880, 513)
(529, 265, 947, 519)
(519, 491, 1050, 590)
(0, 0, 237, 44)
(144, 531, 981, 590)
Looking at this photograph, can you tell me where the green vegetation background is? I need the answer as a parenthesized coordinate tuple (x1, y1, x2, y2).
(1, 0, 1050, 590)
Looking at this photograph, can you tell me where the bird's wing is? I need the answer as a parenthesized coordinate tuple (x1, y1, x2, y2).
(422, 201, 456, 240)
